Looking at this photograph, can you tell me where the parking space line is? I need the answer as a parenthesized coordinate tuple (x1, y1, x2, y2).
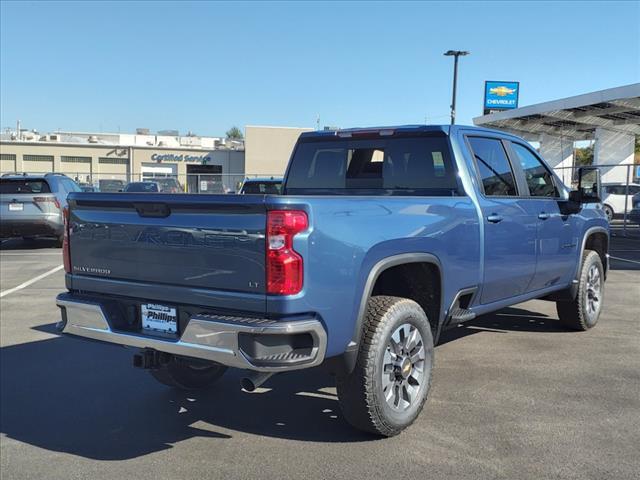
(609, 255, 640, 265)
(0, 265, 64, 298)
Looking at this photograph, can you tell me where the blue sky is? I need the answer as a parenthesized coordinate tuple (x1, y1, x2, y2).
(1, 1, 638, 136)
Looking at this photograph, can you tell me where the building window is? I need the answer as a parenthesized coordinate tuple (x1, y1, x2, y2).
(23, 155, 54, 162)
(61, 156, 91, 164)
(0, 154, 17, 161)
(98, 157, 129, 165)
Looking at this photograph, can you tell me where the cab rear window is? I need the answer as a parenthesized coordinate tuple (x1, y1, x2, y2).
(0, 179, 51, 194)
(242, 182, 282, 194)
(285, 135, 459, 196)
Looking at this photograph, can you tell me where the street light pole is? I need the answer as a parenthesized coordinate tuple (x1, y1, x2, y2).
(444, 50, 469, 125)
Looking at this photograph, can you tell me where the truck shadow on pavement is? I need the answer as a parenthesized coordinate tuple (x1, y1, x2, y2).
(0, 306, 575, 460)
(439, 306, 569, 345)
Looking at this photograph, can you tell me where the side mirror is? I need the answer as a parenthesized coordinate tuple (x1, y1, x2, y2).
(575, 166, 601, 203)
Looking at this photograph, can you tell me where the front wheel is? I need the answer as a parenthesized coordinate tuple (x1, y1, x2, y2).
(556, 250, 604, 331)
(150, 356, 227, 390)
(336, 296, 434, 437)
(603, 205, 614, 222)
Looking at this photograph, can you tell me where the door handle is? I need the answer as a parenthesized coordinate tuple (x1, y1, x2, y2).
(538, 212, 551, 220)
(486, 214, 503, 223)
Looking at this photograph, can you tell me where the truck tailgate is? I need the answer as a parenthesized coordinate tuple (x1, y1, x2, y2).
(67, 193, 266, 296)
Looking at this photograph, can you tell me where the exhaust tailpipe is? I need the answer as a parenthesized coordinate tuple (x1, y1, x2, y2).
(241, 371, 274, 392)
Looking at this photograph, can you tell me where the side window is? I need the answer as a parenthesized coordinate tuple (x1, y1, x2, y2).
(511, 143, 558, 197)
(467, 137, 517, 196)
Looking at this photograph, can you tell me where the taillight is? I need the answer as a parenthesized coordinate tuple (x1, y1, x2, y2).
(266, 210, 308, 295)
(33, 196, 61, 209)
(62, 207, 71, 273)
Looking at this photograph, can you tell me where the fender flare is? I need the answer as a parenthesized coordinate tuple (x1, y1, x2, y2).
(347, 252, 443, 352)
(567, 226, 609, 298)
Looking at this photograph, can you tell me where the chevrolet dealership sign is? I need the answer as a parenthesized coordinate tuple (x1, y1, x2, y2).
(484, 81, 519, 114)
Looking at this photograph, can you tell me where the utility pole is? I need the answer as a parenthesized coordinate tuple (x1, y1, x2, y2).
(443, 50, 470, 125)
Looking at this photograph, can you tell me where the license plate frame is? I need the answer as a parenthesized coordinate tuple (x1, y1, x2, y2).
(141, 303, 178, 335)
(8, 203, 23, 211)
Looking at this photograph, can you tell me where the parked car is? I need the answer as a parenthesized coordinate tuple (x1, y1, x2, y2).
(239, 177, 283, 194)
(152, 177, 183, 193)
(98, 179, 127, 193)
(78, 183, 97, 192)
(601, 182, 640, 221)
(56, 125, 609, 436)
(124, 182, 160, 193)
(0, 173, 81, 246)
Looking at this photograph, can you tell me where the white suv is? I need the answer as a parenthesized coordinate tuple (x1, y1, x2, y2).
(601, 183, 640, 221)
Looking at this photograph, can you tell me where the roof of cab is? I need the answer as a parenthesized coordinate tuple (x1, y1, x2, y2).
(299, 124, 522, 140)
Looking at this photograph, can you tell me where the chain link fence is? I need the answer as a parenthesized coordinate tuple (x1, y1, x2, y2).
(554, 163, 640, 238)
(1, 171, 282, 195)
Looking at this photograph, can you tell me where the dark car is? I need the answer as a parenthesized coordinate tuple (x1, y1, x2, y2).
(239, 177, 283, 194)
(124, 182, 160, 193)
(78, 183, 97, 192)
(98, 179, 127, 193)
(0, 173, 81, 245)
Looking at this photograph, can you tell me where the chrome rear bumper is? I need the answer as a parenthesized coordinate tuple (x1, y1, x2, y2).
(56, 294, 327, 372)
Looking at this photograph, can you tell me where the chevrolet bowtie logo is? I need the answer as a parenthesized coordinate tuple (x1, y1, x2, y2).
(489, 86, 516, 97)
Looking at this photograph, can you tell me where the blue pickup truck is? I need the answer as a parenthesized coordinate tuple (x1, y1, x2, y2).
(56, 125, 608, 436)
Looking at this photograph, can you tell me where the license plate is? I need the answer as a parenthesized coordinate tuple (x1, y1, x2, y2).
(141, 303, 177, 334)
(8, 203, 23, 211)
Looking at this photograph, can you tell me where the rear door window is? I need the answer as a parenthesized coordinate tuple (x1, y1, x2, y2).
(0, 179, 51, 194)
(467, 137, 518, 196)
(285, 135, 459, 195)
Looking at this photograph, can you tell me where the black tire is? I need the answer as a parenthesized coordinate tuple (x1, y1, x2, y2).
(55, 235, 64, 248)
(336, 296, 434, 437)
(603, 205, 614, 222)
(556, 250, 604, 331)
(150, 356, 227, 390)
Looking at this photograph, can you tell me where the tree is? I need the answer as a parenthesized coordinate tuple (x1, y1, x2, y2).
(574, 144, 593, 167)
(226, 126, 243, 140)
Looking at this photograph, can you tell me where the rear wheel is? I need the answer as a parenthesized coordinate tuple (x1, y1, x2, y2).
(603, 205, 614, 222)
(55, 235, 64, 248)
(150, 356, 227, 390)
(336, 296, 434, 437)
(556, 250, 604, 331)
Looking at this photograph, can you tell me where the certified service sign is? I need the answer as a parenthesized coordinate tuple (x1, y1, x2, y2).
(484, 81, 519, 110)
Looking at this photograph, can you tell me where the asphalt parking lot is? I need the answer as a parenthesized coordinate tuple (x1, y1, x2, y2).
(1, 236, 639, 480)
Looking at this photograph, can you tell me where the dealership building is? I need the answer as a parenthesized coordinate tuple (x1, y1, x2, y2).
(0, 126, 310, 192)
